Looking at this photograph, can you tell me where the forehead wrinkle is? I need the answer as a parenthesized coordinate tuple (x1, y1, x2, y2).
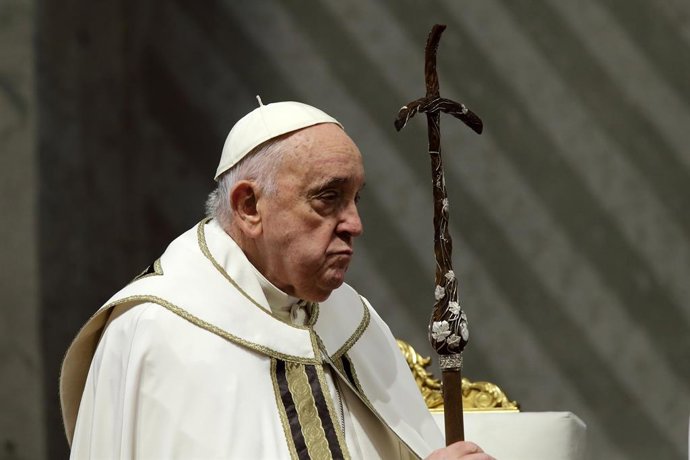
(311, 173, 366, 192)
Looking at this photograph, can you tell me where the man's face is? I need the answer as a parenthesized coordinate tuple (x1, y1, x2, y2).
(256, 123, 365, 302)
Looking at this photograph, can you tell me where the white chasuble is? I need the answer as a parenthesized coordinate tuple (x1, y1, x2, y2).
(60, 220, 443, 459)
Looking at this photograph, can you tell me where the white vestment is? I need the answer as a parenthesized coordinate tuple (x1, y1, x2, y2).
(60, 220, 443, 459)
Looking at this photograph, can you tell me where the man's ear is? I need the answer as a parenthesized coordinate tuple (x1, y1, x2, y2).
(230, 181, 262, 237)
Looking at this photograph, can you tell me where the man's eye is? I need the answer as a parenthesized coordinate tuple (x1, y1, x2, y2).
(319, 191, 339, 201)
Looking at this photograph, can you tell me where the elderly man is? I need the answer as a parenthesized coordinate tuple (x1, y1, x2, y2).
(60, 100, 492, 459)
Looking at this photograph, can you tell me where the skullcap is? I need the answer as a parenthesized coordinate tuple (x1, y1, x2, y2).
(214, 97, 343, 180)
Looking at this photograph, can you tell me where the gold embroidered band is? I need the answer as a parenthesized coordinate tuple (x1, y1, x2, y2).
(272, 359, 350, 460)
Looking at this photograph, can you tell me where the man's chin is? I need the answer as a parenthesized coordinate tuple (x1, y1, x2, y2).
(305, 277, 346, 302)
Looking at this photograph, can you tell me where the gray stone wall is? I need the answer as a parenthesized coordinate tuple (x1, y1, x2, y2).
(0, 0, 44, 459)
(2, 0, 689, 458)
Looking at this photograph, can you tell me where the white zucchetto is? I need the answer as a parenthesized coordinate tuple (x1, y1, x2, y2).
(214, 96, 343, 180)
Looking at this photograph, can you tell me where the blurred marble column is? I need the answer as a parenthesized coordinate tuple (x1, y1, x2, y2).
(0, 0, 45, 458)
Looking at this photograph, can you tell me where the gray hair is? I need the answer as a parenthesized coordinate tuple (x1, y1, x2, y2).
(205, 135, 288, 229)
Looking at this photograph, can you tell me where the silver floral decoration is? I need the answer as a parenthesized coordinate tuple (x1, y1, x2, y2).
(460, 321, 470, 341)
(446, 334, 462, 347)
(434, 285, 445, 301)
(431, 320, 451, 342)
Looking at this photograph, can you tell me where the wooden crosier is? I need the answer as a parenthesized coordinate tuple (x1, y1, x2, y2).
(394, 24, 483, 445)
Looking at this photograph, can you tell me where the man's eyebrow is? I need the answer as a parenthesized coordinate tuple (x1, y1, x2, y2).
(312, 177, 350, 190)
(308, 177, 365, 196)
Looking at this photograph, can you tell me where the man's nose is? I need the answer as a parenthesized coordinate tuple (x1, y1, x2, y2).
(339, 202, 363, 238)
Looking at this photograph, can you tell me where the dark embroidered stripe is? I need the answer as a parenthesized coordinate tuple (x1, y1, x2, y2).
(340, 355, 359, 391)
(276, 360, 309, 460)
(305, 365, 344, 459)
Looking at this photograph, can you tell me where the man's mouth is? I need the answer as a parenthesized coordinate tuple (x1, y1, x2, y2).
(328, 246, 353, 257)
(328, 252, 353, 267)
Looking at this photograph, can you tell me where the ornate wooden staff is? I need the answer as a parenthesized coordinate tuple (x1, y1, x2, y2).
(394, 24, 483, 445)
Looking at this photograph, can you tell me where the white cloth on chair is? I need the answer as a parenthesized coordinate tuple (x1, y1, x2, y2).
(433, 411, 587, 460)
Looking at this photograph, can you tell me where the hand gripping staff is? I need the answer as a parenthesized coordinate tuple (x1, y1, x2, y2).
(394, 24, 483, 445)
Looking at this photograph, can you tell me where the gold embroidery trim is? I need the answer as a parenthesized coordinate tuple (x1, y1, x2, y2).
(306, 301, 320, 327)
(271, 359, 299, 460)
(196, 218, 319, 330)
(331, 356, 346, 376)
(130, 258, 164, 283)
(285, 363, 333, 460)
(196, 218, 367, 370)
(330, 296, 371, 362)
(104, 295, 318, 364)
